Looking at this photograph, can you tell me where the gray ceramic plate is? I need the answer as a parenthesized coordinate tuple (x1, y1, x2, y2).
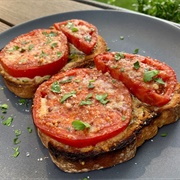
(0, 10, 180, 179)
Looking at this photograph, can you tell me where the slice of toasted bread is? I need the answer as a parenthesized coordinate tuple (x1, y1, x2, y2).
(0, 35, 107, 98)
(36, 83, 180, 173)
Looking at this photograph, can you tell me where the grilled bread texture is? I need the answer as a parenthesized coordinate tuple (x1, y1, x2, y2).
(37, 83, 180, 173)
(0, 35, 107, 98)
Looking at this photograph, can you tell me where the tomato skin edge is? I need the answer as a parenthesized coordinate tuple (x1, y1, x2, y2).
(36, 121, 129, 148)
(1, 53, 68, 79)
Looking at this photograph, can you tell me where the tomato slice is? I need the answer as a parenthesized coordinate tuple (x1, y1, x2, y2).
(54, 19, 98, 55)
(0, 29, 68, 78)
(33, 68, 132, 148)
(94, 52, 177, 107)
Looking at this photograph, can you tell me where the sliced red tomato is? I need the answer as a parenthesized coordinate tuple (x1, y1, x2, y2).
(94, 52, 177, 107)
(0, 29, 68, 78)
(33, 68, 132, 148)
(54, 19, 98, 55)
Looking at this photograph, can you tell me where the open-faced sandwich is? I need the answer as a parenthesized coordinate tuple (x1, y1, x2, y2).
(32, 52, 180, 173)
(0, 19, 107, 98)
(0, 18, 180, 173)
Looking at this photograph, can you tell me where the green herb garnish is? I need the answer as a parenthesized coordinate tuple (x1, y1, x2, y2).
(111, 65, 118, 69)
(51, 81, 61, 93)
(133, 48, 139, 54)
(80, 93, 93, 106)
(143, 70, 159, 82)
(13, 137, 21, 145)
(43, 31, 58, 37)
(57, 51, 62, 58)
(88, 79, 95, 89)
(39, 51, 48, 58)
(15, 129, 22, 136)
(71, 27, 79, 32)
(2, 117, 13, 126)
(51, 42, 58, 49)
(120, 68, 125, 72)
(161, 132, 168, 137)
(13, 46, 19, 51)
(12, 147, 20, 158)
(155, 78, 166, 85)
(122, 116, 126, 121)
(74, 79, 81, 83)
(60, 91, 76, 103)
(84, 35, 92, 42)
(27, 127, 33, 133)
(18, 99, 25, 104)
(72, 120, 91, 130)
(88, 82, 95, 89)
(67, 22, 73, 28)
(59, 76, 74, 84)
(18, 99, 30, 107)
(67, 22, 78, 32)
(134, 61, 140, 70)
(114, 52, 125, 60)
(107, 47, 111, 51)
(13, 130, 21, 145)
(0, 103, 9, 113)
(28, 44, 34, 51)
(96, 93, 109, 105)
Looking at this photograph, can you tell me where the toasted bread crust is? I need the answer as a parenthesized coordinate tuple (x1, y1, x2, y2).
(0, 35, 107, 98)
(3, 77, 44, 99)
(0, 63, 50, 98)
(37, 84, 180, 173)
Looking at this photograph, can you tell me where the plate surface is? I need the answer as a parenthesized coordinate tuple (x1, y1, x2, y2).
(0, 10, 180, 179)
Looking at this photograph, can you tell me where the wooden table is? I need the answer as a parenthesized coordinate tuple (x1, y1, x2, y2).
(0, 0, 179, 34)
(0, 0, 123, 33)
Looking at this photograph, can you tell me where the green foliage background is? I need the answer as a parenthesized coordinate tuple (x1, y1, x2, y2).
(94, 0, 180, 23)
